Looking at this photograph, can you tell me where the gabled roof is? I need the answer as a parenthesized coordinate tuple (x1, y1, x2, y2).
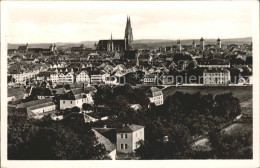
(92, 129, 116, 152)
(146, 87, 162, 97)
(31, 87, 54, 96)
(117, 124, 144, 133)
(60, 88, 85, 100)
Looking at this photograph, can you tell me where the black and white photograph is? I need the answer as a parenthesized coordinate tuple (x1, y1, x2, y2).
(1, 1, 259, 168)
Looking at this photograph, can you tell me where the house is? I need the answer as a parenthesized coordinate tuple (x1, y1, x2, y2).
(90, 72, 110, 84)
(8, 49, 17, 55)
(17, 44, 29, 53)
(92, 128, 117, 160)
(30, 87, 54, 99)
(146, 87, 164, 106)
(76, 71, 90, 83)
(60, 88, 94, 110)
(8, 64, 40, 84)
(50, 68, 75, 84)
(143, 74, 157, 85)
(116, 124, 144, 154)
(27, 102, 56, 119)
(203, 68, 230, 85)
(104, 76, 118, 85)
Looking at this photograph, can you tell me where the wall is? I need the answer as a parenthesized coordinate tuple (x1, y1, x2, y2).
(116, 132, 133, 154)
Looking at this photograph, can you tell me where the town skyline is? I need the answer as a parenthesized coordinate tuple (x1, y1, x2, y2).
(4, 1, 254, 43)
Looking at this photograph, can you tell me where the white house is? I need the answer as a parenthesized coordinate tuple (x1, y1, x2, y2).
(143, 74, 157, 85)
(146, 87, 164, 106)
(76, 71, 90, 83)
(90, 73, 110, 84)
(9, 70, 39, 84)
(203, 68, 230, 85)
(116, 124, 144, 154)
(60, 88, 94, 110)
(50, 71, 75, 84)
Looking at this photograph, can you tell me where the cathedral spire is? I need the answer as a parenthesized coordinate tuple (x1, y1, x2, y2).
(125, 16, 133, 50)
(128, 16, 131, 27)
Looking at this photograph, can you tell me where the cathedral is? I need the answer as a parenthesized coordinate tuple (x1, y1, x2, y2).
(96, 16, 133, 51)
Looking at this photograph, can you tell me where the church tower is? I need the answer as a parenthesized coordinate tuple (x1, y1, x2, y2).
(200, 37, 205, 51)
(125, 16, 133, 50)
(177, 39, 182, 52)
(217, 38, 221, 49)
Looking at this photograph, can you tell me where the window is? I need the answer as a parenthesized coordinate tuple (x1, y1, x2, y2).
(121, 144, 123, 149)
(125, 134, 127, 139)
(71, 101, 72, 104)
(121, 134, 123, 139)
(125, 144, 128, 149)
(63, 101, 65, 104)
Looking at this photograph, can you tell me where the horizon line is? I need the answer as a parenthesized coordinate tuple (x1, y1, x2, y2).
(7, 36, 252, 45)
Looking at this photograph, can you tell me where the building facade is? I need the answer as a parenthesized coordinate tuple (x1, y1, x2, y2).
(203, 68, 230, 85)
(116, 124, 144, 154)
(146, 87, 164, 106)
(76, 71, 90, 83)
(27, 102, 56, 119)
(60, 89, 94, 110)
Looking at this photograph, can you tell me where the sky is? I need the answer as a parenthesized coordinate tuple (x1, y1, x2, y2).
(3, 1, 256, 43)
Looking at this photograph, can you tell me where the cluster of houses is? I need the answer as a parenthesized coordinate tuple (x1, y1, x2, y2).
(7, 38, 253, 159)
(9, 81, 147, 159)
(8, 39, 252, 87)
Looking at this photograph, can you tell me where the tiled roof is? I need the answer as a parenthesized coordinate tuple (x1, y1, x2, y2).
(17, 98, 53, 109)
(117, 124, 144, 133)
(146, 87, 162, 97)
(27, 102, 55, 110)
(92, 129, 116, 152)
(31, 87, 54, 96)
(60, 88, 85, 100)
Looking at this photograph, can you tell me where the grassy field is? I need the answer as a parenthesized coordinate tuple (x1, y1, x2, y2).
(162, 86, 252, 102)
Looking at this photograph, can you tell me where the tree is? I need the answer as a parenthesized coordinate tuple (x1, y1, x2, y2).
(214, 92, 241, 120)
(111, 95, 130, 117)
(71, 106, 80, 113)
(8, 110, 109, 160)
(135, 121, 191, 159)
(82, 103, 93, 112)
(208, 129, 252, 159)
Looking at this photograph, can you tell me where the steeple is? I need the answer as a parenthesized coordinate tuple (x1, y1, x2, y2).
(128, 16, 131, 27)
(125, 15, 133, 50)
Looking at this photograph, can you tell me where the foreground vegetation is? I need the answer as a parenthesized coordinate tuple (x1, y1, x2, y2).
(8, 84, 252, 159)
